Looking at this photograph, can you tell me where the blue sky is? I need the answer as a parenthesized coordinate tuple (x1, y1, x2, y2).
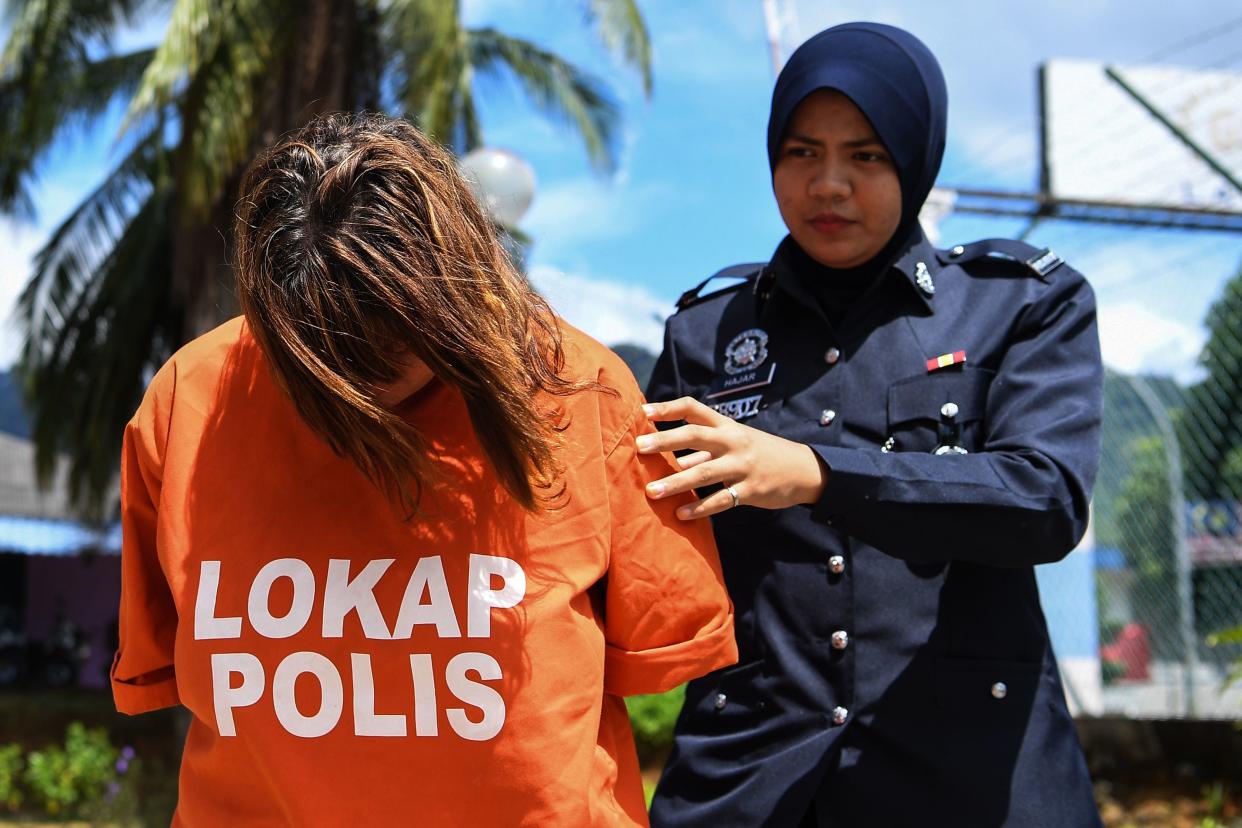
(2, 0, 1241, 380)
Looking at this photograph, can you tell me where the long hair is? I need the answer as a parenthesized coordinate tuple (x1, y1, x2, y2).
(234, 112, 589, 514)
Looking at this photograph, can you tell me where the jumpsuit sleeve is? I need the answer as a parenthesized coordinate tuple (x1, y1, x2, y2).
(599, 357, 737, 697)
(808, 269, 1103, 567)
(111, 364, 182, 714)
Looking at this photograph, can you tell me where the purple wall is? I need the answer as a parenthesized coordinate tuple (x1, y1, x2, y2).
(23, 554, 122, 689)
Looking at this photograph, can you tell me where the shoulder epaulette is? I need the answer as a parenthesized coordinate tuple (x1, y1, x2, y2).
(675, 262, 766, 311)
(936, 239, 1066, 281)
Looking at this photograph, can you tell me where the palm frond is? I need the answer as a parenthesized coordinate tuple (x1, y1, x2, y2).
(583, 0, 651, 96)
(120, 0, 222, 136)
(16, 184, 178, 517)
(0, 0, 156, 214)
(468, 27, 619, 171)
(18, 127, 163, 364)
(170, 0, 288, 217)
(384, 0, 480, 151)
(1, 0, 157, 35)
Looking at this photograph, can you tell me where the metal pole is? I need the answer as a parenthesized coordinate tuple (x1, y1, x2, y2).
(760, 0, 785, 75)
(1129, 375, 1198, 716)
(947, 187, 1242, 220)
(1104, 66, 1242, 200)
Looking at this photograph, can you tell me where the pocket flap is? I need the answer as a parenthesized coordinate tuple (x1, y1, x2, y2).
(887, 367, 992, 427)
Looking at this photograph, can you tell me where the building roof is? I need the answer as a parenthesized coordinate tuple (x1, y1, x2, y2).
(0, 432, 120, 556)
(0, 514, 120, 556)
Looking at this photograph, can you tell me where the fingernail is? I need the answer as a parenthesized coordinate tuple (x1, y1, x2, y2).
(676, 506, 692, 520)
(642, 404, 657, 417)
(635, 435, 654, 452)
(647, 482, 665, 497)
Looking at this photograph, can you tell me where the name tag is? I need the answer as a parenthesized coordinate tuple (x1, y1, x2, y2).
(710, 394, 763, 421)
(706, 363, 777, 400)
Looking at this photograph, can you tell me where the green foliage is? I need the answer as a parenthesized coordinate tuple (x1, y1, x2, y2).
(1184, 269, 1242, 500)
(466, 27, 620, 170)
(0, 743, 24, 813)
(1100, 618, 1126, 647)
(13, 721, 142, 822)
(626, 685, 685, 764)
(23, 722, 118, 816)
(1202, 781, 1226, 819)
(1113, 434, 1182, 657)
(1101, 658, 1127, 686)
(1094, 370, 1184, 553)
(1206, 624, 1242, 691)
(585, 0, 652, 95)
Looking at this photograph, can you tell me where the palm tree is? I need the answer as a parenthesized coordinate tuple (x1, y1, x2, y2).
(0, 0, 651, 516)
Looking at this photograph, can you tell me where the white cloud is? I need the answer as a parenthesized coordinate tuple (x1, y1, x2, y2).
(1097, 302, 1205, 383)
(523, 175, 670, 254)
(528, 265, 668, 352)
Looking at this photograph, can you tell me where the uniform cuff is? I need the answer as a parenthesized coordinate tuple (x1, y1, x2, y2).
(808, 445, 882, 527)
(603, 615, 738, 697)
(111, 655, 180, 715)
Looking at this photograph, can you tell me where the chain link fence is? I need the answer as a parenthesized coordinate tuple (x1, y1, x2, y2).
(1039, 263, 1242, 719)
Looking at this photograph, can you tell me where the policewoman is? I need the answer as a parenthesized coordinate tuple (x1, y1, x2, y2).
(640, 22, 1103, 828)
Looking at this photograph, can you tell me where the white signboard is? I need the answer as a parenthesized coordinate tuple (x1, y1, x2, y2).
(1042, 59, 1242, 211)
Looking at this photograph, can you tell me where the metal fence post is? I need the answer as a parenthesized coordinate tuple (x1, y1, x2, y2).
(1129, 375, 1198, 716)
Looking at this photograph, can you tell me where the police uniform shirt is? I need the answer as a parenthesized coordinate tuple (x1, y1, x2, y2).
(648, 20, 1104, 828)
(646, 232, 1104, 828)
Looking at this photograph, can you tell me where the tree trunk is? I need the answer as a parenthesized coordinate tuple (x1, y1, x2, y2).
(177, 0, 380, 338)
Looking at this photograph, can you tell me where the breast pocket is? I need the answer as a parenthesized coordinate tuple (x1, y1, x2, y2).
(886, 367, 994, 454)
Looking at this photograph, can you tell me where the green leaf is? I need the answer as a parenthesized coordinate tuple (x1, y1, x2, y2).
(121, 0, 220, 136)
(468, 27, 619, 171)
(0, 0, 156, 213)
(1205, 624, 1242, 647)
(385, 0, 479, 150)
(584, 0, 652, 96)
(16, 182, 178, 516)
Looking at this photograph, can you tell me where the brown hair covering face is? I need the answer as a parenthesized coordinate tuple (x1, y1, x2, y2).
(234, 112, 591, 514)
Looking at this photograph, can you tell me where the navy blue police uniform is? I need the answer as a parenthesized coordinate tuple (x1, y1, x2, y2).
(646, 232, 1105, 828)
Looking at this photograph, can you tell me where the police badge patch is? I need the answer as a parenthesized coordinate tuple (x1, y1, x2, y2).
(724, 328, 769, 375)
(704, 328, 778, 421)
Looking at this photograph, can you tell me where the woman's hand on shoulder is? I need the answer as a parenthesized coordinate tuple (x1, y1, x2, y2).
(637, 397, 828, 519)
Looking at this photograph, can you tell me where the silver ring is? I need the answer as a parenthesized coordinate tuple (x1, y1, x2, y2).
(725, 484, 741, 509)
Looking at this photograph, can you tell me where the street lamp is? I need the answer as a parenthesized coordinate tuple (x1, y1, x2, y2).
(458, 147, 536, 229)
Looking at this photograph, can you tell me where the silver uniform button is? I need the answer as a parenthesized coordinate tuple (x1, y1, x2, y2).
(824, 347, 841, 365)
(991, 682, 1008, 700)
(715, 693, 728, 709)
(820, 409, 837, 426)
(832, 706, 849, 725)
(828, 555, 846, 574)
(940, 402, 959, 419)
(831, 630, 849, 650)
(950, 244, 965, 257)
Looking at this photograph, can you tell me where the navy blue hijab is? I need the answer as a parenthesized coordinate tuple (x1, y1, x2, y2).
(767, 22, 948, 277)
